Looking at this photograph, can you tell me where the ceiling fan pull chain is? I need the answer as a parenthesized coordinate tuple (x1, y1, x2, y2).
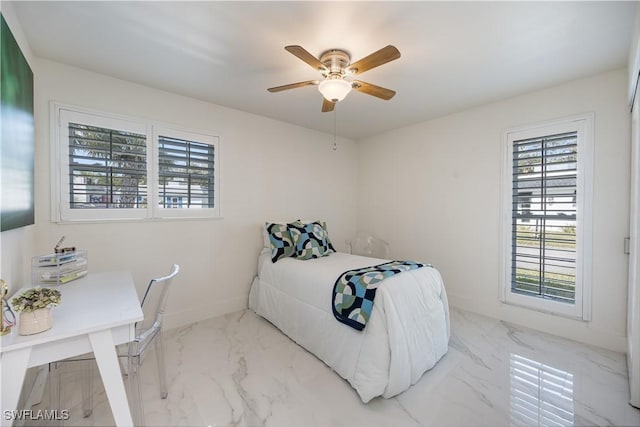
(333, 108, 338, 151)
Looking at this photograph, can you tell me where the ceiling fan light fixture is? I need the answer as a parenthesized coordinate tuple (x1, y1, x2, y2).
(318, 79, 352, 103)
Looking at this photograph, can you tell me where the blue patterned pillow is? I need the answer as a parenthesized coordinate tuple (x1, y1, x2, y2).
(266, 222, 295, 262)
(321, 221, 336, 253)
(296, 220, 336, 253)
(289, 221, 331, 260)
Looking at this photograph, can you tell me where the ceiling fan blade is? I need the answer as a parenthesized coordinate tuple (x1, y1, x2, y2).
(351, 81, 396, 100)
(322, 98, 335, 112)
(346, 45, 401, 75)
(285, 45, 328, 72)
(267, 80, 319, 93)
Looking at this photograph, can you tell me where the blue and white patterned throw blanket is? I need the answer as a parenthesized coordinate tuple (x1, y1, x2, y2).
(332, 260, 425, 331)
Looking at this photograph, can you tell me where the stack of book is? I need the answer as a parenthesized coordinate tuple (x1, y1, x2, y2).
(32, 250, 88, 286)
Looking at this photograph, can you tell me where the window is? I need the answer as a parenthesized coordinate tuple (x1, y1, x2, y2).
(68, 122, 147, 210)
(52, 104, 220, 222)
(502, 115, 593, 319)
(154, 128, 219, 219)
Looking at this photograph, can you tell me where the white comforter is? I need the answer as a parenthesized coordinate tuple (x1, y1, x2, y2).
(248, 250, 450, 403)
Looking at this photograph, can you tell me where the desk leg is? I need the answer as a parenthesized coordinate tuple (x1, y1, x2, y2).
(88, 330, 134, 427)
(1, 348, 31, 427)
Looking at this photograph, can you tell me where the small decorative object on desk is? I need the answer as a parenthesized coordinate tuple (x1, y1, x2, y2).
(54, 235, 76, 254)
(0, 279, 16, 336)
(11, 286, 61, 335)
(32, 250, 88, 286)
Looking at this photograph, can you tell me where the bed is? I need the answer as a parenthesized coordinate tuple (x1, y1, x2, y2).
(248, 222, 450, 403)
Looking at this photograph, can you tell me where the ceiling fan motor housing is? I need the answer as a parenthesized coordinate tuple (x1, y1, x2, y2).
(319, 49, 351, 77)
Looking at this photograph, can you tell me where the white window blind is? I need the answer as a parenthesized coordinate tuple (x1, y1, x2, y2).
(502, 115, 593, 320)
(53, 103, 221, 222)
(158, 135, 215, 209)
(68, 122, 147, 209)
(511, 131, 577, 304)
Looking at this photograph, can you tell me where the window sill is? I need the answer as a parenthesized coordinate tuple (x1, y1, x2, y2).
(500, 299, 589, 322)
(54, 215, 224, 225)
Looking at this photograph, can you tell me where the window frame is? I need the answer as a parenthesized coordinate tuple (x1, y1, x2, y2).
(51, 102, 221, 223)
(501, 113, 594, 320)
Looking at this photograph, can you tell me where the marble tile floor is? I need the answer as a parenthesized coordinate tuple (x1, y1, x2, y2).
(35, 308, 640, 426)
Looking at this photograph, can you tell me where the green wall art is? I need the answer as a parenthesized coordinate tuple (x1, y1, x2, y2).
(1, 14, 35, 231)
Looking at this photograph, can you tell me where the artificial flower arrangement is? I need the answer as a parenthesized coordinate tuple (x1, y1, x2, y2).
(11, 286, 61, 313)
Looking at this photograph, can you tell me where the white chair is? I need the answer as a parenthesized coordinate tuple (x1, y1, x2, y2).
(50, 264, 180, 426)
(348, 232, 390, 259)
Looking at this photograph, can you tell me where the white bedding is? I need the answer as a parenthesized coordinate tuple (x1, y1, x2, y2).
(249, 249, 450, 403)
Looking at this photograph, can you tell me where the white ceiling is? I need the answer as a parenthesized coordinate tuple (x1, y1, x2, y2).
(11, 1, 636, 140)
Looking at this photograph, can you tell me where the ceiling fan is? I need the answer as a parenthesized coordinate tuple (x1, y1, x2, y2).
(267, 45, 401, 112)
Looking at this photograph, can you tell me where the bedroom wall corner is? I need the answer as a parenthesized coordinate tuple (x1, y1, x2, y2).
(356, 68, 631, 352)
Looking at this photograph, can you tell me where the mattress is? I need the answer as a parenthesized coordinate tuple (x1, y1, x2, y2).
(248, 249, 450, 403)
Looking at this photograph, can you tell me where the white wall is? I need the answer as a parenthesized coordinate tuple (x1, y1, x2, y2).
(0, 2, 38, 296)
(629, 5, 640, 106)
(31, 59, 358, 329)
(3, 2, 630, 353)
(357, 68, 630, 352)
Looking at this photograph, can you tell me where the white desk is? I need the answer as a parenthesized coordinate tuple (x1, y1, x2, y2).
(0, 271, 143, 427)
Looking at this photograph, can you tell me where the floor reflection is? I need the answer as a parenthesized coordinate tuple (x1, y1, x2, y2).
(510, 353, 574, 426)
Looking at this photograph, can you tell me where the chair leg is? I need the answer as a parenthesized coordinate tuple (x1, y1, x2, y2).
(127, 354, 145, 427)
(119, 355, 129, 377)
(80, 359, 93, 418)
(154, 330, 168, 399)
(48, 363, 61, 426)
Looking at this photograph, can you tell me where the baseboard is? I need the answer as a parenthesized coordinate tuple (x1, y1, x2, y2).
(163, 295, 248, 331)
(447, 293, 627, 353)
